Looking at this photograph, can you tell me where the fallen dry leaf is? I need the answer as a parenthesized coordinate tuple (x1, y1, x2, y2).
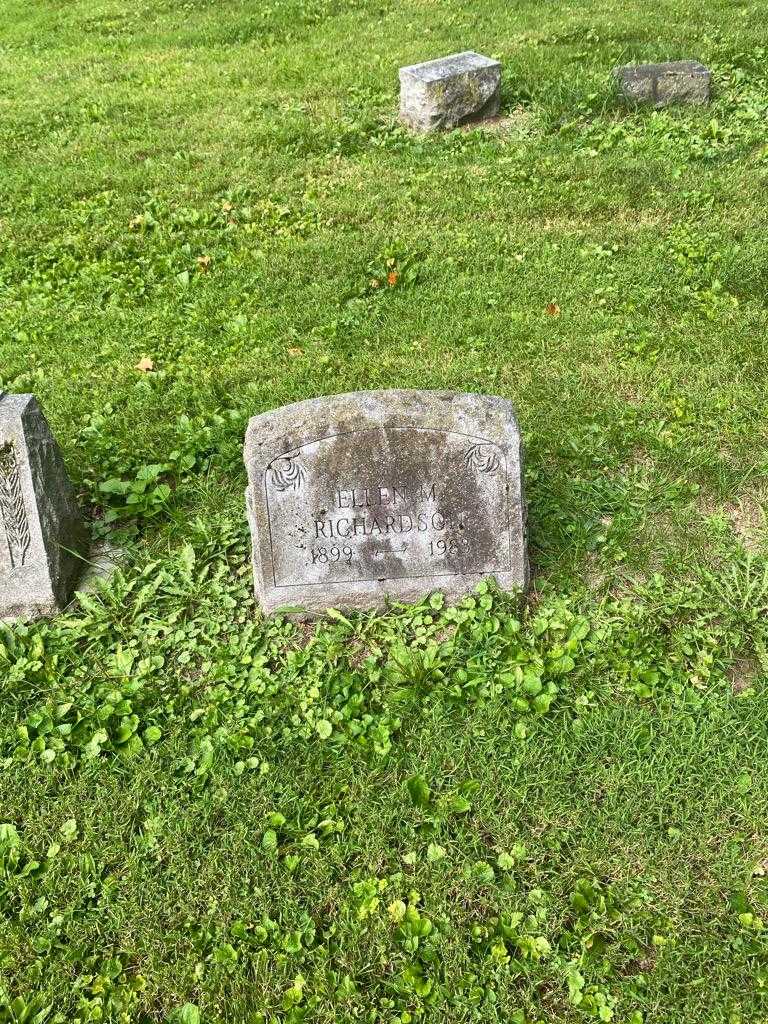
(135, 356, 154, 372)
(287, 347, 303, 357)
(196, 255, 211, 272)
(370, 278, 381, 289)
(546, 302, 561, 316)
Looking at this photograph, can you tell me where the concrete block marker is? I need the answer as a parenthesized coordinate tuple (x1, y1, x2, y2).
(245, 389, 528, 618)
(399, 52, 502, 132)
(0, 392, 88, 621)
(614, 60, 711, 106)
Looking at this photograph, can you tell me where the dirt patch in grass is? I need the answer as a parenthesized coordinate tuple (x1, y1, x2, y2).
(461, 106, 541, 139)
(726, 493, 766, 553)
(727, 655, 761, 694)
(291, 620, 319, 647)
(697, 487, 767, 553)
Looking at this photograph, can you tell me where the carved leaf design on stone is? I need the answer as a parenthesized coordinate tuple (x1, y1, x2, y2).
(269, 454, 305, 492)
(464, 443, 501, 476)
(0, 442, 31, 568)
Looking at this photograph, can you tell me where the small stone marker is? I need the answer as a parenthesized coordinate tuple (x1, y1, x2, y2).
(245, 390, 528, 617)
(613, 60, 711, 106)
(399, 51, 502, 132)
(0, 393, 88, 621)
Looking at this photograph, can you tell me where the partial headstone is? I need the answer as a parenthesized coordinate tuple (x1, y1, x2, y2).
(245, 390, 528, 617)
(613, 60, 711, 106)
(0, 393, 88, 621)
(399, 52, 502, 132)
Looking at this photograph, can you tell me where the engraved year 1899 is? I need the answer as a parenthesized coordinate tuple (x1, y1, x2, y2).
(311, 544, 354, 565)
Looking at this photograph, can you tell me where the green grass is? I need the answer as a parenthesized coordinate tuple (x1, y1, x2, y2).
(2, 0, 768, 1020)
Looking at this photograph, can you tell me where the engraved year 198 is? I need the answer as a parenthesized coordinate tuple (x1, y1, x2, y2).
(429, 538, 459, 558)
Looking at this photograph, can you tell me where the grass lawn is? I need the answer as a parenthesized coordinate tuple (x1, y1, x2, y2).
(3, 0, 768, 1020)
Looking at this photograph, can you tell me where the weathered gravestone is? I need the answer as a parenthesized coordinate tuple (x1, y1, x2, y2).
(613, 60, 711, 106)
(0, 393, 88, 621)
(245, 390, 528, 617)
(399, 52, 502, 132)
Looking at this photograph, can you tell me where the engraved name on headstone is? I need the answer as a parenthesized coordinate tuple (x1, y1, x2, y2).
(0, 393, 89, 621)
(245, 390, 528, 617)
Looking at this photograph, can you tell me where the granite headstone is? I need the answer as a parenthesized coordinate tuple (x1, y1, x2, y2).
(399, 52, 502, 132)
(614, 60, 711, 106)
(245, 390, 528, 617)
(0, 393, 88, 621)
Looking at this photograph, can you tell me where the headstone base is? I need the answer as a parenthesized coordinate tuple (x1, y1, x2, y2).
(399, 52, 502, 132)
(614, 61, 711, 106)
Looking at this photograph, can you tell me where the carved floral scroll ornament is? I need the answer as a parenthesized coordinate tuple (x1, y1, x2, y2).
(0, 441, 30, 568)
(269, 454, 305, 492)
(464, 443, 501, 475)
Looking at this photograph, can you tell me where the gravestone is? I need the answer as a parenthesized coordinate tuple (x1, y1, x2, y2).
(0, 393, 88, 621)
(245, 390, 528, 617)
(613, 61, 711, 106)
(399, 52, 502, 132)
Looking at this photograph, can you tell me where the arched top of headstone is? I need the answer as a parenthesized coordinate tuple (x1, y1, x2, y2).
(245, 390, 527, 617)
(246, 388, 520, 454)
